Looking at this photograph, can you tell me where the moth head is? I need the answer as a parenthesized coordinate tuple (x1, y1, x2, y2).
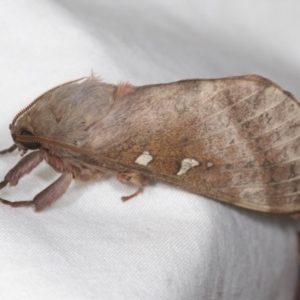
(9, 77, 87, 153)
(9, 121, 41, 151)
(16, 129, 41, 150)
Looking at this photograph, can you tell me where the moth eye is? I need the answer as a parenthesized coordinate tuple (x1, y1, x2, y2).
(19, 130, 41, 150)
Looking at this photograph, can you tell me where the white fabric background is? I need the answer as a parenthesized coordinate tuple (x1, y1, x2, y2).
(0, 1, 299, 299)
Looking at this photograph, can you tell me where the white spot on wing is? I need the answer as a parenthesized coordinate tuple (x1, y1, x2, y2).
(206, 161, 214, 168)
(135, 151, 153, 166)
(177, 158, 200, 175)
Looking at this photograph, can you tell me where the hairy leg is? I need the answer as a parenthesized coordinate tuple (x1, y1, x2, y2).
(0, 151, 43, 188)
(116, 172, 148, 201)
(0, 173, 73, 211)
(0, 144, 17, 155)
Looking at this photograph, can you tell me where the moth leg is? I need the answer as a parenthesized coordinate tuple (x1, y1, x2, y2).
(116, 172, 148, 201)
(0, 151, 43, 189)
(0, 144, 17, 155)
(33, 173, 73, 212)
(0, 173, 73, 212)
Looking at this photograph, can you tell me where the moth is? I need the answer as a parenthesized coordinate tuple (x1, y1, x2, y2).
(0, 74, 300, 213)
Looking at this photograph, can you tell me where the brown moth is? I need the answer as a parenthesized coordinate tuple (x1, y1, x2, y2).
(0, 74, 300, 213)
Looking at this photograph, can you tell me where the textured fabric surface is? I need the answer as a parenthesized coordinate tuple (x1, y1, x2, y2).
(0, 1, 299, 299)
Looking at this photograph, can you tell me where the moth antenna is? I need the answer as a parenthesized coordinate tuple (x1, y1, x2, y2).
(12, 134, 118, 164)
(11, 77, 87, 126)
(13, 135, 177, 164)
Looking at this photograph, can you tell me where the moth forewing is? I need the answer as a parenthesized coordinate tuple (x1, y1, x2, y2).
(1, 74, 300, 213)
